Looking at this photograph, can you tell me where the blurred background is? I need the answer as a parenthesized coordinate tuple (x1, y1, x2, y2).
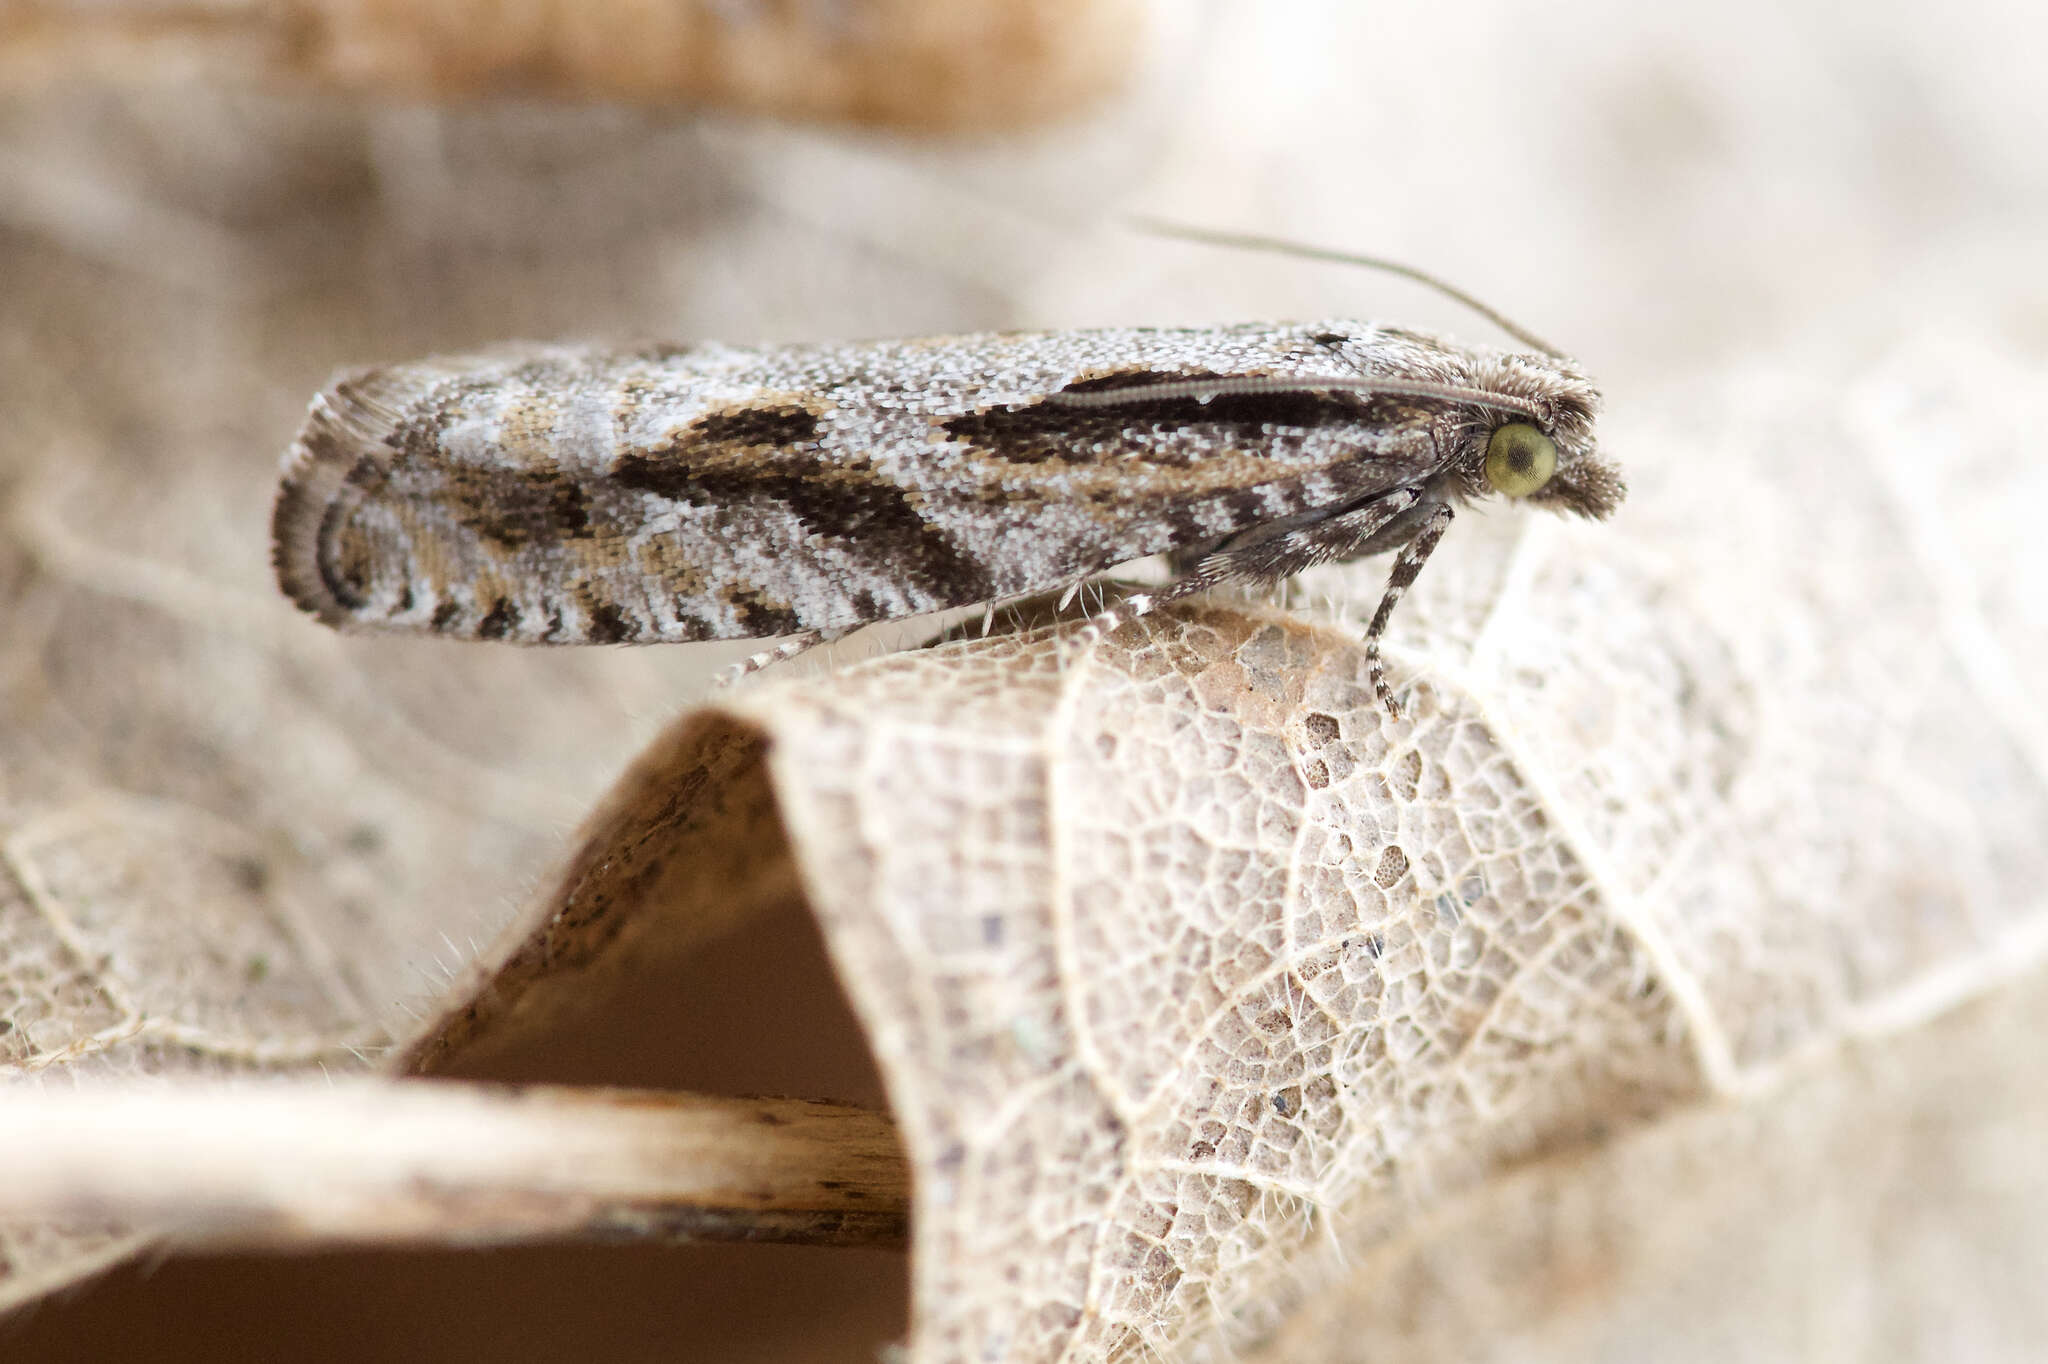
(1, 0, 2042, 1359)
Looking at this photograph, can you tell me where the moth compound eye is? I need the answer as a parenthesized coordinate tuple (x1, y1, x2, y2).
(1483, 423, 1557, 498)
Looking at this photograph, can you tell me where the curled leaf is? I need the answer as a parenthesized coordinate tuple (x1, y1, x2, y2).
(429, 334, 2048, 1362)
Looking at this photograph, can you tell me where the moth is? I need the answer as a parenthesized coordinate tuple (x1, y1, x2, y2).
(273, 292, 1622, 715)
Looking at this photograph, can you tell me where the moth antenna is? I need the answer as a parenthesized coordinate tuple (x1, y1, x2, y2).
(1047, 373, 1548, 423)
(1128, 217, 1568, 360)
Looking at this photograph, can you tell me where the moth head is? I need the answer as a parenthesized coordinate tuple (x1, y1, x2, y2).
(1456, 351, 1624, 521)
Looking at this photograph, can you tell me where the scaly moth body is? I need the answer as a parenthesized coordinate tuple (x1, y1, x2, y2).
(273, 321, 1623, 712)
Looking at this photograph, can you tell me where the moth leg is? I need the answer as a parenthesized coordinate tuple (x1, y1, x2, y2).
(1091, 491, 1455, 720)
(1089, 568, 1225, 630)
(1359, 502, 1454, 718)
(1161, 537, 1228, 578)
(1196, 490, 1453, 716)
(1199, 487, 1426, 582)
(714, 628, 848, 688)
(1087, 490, 1426, 637)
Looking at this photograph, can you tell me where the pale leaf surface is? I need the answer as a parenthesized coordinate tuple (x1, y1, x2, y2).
(473, 335, 2047, 1361)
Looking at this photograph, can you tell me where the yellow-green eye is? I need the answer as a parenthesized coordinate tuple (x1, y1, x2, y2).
(1484, 423, 1558, 498)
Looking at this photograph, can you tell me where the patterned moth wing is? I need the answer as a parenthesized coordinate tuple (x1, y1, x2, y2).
(272, 323, 1621, 697)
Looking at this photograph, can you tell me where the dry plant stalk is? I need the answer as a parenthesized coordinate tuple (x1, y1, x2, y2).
(0, 1083, 907, 1248)
(0, 0, 1144, 129)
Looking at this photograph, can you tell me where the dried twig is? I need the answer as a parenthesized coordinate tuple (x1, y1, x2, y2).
(0, 1081, 908, 1250)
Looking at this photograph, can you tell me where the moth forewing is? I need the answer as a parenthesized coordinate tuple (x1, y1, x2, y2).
(272, 322, 1620, 709)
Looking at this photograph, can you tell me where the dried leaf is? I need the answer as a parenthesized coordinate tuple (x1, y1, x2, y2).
(434, 335, 2048, 1360)
(5, 20, 2047, 1348)
(0, 0, 1143, 129)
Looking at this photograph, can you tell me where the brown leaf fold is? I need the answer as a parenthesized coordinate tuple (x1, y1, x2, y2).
(0, 0, 1144, 129)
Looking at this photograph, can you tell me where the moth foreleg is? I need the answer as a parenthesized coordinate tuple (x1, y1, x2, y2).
(1198, 487, 1426, 583)
(1199, 490, 1455, 717)
(1087, 489, 1455, 719)
(1360, 502, 1455, 718)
